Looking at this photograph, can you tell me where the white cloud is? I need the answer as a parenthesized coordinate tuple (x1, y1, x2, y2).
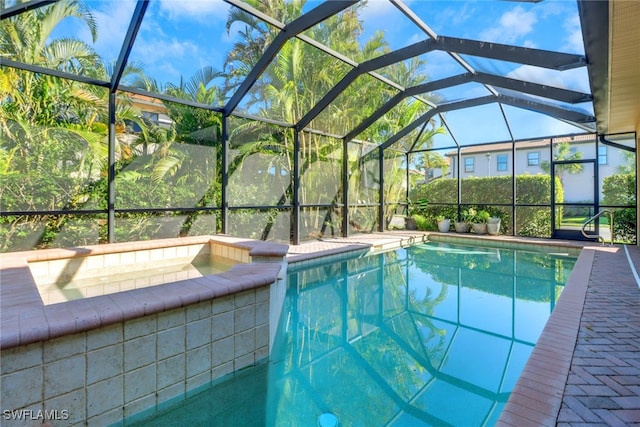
(158, 0, 229, 22)
(432, 3, 476, 36)
(408, 32, 424, 45)
(425, 50, 467, 80)
(359, 0, 399, 21)
(358, 0, 431, 50)
(563, 14, 585, 54)
(507, 65, 590, 93)
(131, 35, 202, 83)
(76, 0, 138, 64)
(480, 6, 537, 45)
(120, 0, 231, 85)
(136, 37, 199, 65)
(539, 1, 566, 20)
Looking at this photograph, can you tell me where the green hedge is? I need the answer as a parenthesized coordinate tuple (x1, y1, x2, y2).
(602, 173, 636, 244)
(602, 173, 636, 206)
(409, 175, 563, 237)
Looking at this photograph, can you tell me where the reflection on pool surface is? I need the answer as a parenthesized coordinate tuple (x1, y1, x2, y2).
(126, 241, 577, 426)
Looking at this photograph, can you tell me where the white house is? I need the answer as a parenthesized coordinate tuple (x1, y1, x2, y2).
(442, 134, 631, 203)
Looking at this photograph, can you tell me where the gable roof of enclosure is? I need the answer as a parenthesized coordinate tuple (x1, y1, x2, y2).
(1, 0, 606, 153)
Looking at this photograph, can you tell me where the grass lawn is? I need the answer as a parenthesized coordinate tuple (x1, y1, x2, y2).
(561, 216, 610, 227)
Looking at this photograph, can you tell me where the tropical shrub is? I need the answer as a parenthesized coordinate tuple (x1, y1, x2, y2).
(602, 173, 636, 206)
(411, 214, 434, 231)
(610, 208, 636, 244)
(409, 175, 563, 237)
(602, 173, 636, 244)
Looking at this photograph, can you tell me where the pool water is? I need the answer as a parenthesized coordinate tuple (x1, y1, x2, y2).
(124, 241, 576, 426)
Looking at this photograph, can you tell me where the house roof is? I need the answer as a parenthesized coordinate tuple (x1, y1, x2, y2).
(444, 133, 596, 156)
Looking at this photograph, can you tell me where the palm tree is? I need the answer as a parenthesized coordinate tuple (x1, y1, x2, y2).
(223, 2, 373, 238)
(414, 150, 449, 184)
(0, 0, 98, 69)
(0, 0, 103, 203)
(0, 1, 157, 248)
(224, 1, 439, 237)
(0, 1, 104, 248)
(540, 141, 583, 183)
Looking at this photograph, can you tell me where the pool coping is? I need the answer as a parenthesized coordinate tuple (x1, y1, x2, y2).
(497, 245, 597, 426)
(0, 235, 289, 350)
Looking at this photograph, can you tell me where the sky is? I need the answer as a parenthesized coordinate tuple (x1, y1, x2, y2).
(51, 0, 593, 144)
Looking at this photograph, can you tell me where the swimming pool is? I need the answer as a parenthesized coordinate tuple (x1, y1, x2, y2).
(125, 241, 577, 426)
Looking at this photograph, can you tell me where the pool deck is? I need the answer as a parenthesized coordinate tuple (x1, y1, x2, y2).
(286, 231, 640, 426)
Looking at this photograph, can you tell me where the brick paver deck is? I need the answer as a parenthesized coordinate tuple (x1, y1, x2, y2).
(557, 245, 640, 426)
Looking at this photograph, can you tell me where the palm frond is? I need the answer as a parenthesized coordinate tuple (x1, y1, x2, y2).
(151, 156, 182, 184)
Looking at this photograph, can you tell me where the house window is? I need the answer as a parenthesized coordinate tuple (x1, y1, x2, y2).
(527, 152, 539, 166)
(497, 154, 508, 171)
(598, 146, 607, 165)
(142, 111, 159, 125)
(464, 157, 474, 172)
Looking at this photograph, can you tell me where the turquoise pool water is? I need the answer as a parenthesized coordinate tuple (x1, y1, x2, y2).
(125, 241, 577, 426)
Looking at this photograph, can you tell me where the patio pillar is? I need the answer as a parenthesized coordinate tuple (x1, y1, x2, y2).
(221, 115, 229, 235)
(107, 92, 116, 243)
(293, 131, 301, 245)
(342, 139, 349, 237)
(379, 146, 385, 231)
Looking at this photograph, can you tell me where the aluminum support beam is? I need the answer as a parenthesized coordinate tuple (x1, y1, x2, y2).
(343, 73, 473, 142)
(378, 147, 385, 232)
(476, 72, 592, 104)
(118, 86, 224, 112)
(224, 1, 357, 115)
(0, 0, 56, 20)
(105, 0, 148, 242)
(437, 36, 586, 70)
(107, 92, 116, 242)
(221, 115, 229, 234)
(379, 94, 595, 152)
(1, 59, 110, 87)
(577, 0, 610, 134)
(342, 140, 349, 237)
(299, 34, 586, 133)
(297, 38, 439, 130)
(345, 72, 591, 143)
(110, 1, 148, 91)
(379, 96, 497, 151)
(293, 131, 301, 244)
(497, 95, 595, 124)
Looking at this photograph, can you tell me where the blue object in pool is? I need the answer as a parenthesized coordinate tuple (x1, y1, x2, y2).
(317, 413, 339, 427)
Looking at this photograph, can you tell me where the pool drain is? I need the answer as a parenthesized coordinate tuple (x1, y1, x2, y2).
(317, 412, 339, 427)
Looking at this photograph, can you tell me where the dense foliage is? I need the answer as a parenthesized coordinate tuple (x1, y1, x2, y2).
(602, 173, 637, 243)
(409, 175, 564, 237)
(0, 0, 443, 251)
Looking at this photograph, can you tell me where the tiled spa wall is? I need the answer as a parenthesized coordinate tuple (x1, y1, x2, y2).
(0, 237, 288, 427)
(1, 286, 272, 427)
(28, 239, 252, 290)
